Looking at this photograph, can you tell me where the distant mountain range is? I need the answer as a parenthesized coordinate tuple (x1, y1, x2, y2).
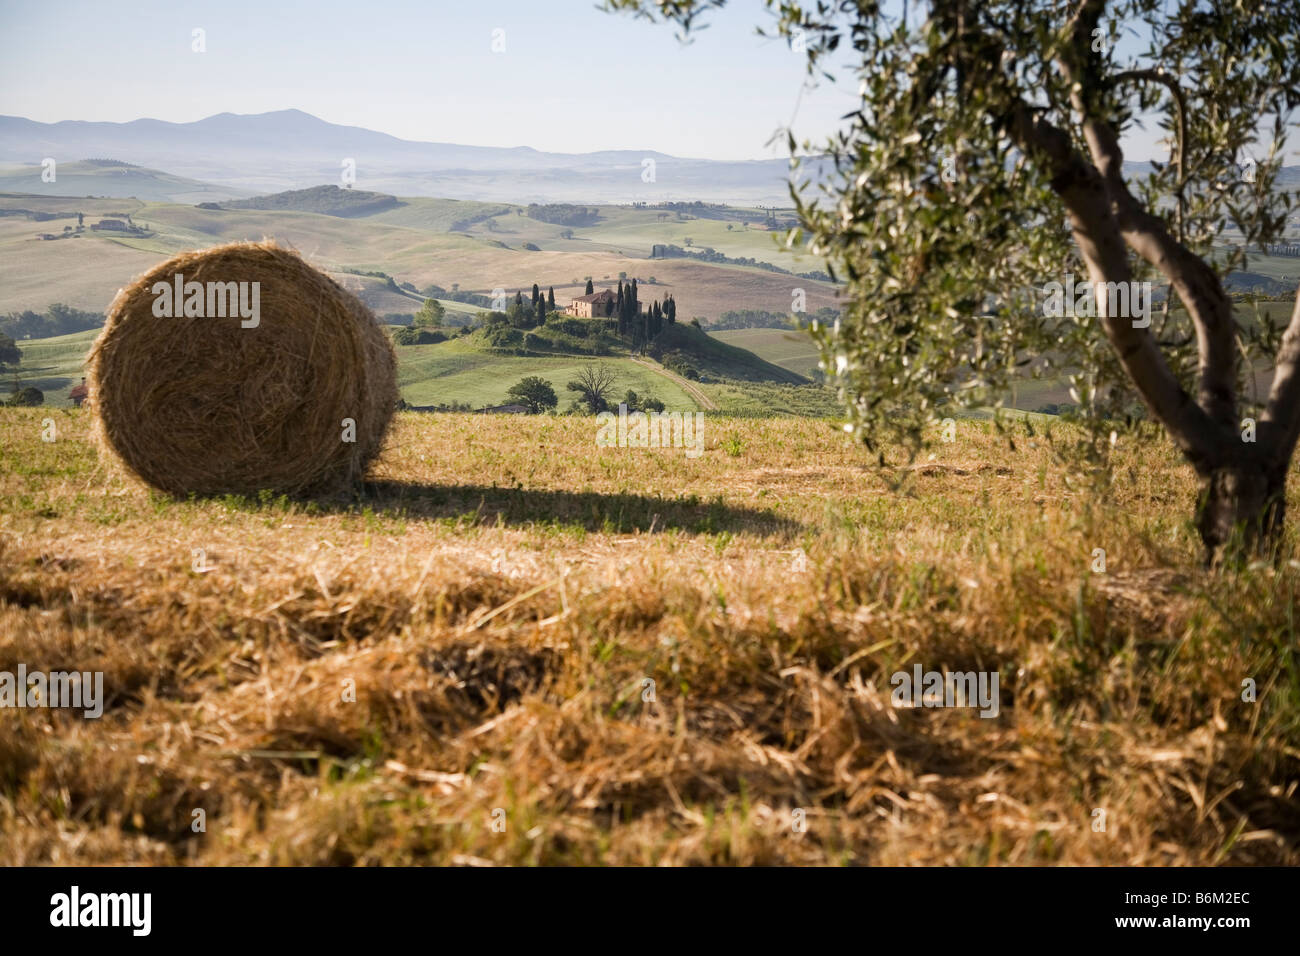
(0, 110, 809, 205)
(1, 110, 1295, 206)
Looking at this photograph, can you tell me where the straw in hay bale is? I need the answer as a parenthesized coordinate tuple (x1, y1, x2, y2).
(87, 240, 398, 496)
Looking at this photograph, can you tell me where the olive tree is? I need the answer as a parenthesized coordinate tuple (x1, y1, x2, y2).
(607, 0, 1300, 562)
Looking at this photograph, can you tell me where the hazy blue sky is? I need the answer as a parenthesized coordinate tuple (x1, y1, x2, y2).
(0, 0, 1176, 161)
(0, 0, 865, 160)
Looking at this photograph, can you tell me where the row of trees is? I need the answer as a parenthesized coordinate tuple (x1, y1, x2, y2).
(505, 368, 665, 415)
(421, 283, 493, 308)
(648, 242, 830, 281)
(707, 307, 840, 331)
(1, 303, 102, 341)
(1257, 243, 1300, 258)
(505, 284, 557, 328)
(592, 278, 678, 349)
(409, 284, 559, 334)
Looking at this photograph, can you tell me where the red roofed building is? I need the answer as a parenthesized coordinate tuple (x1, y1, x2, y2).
(69, 377, 88, 407)
(566, 289, 616, 318)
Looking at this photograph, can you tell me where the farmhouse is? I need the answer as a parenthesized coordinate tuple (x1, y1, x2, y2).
(69, 378, 88, 407)
(90, 218, 128, 231)
(566, 289, 616, 318)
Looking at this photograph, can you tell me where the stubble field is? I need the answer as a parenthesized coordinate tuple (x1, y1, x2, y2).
(0, 409, 1297, 864)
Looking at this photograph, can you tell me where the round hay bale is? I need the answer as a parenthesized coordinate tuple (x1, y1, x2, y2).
(87, 240, 397, 496)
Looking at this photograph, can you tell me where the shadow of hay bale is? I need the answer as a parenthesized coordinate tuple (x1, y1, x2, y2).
(353, 479, 803, 536)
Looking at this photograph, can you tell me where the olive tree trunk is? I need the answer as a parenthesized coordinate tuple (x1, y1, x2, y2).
(1196, 457, 1288, 562)
(1000, 1, 1300, 566)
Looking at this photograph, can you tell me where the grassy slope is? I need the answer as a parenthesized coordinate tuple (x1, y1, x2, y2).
(364, 197, 512, 232)
(649, 323, 806, 385)
(9, 328, 100, 405)
(1232, 252, 1300, 284)
(0, 162, 248, 204)
(0, 213, 159, 314)
(709, 327, 822, 378)
(394, 335, 697, 410)
(1, 409, 1297, 864)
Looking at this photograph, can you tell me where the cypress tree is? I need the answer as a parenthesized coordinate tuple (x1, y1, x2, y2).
(585, 278, 594, 295)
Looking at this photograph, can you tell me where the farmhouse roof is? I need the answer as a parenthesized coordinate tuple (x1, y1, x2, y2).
(572, 289, 616, 303)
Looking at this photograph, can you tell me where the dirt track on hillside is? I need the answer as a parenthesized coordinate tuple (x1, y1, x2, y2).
(629, 355, 719, 410)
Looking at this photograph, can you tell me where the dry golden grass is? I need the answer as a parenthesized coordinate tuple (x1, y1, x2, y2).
(0, 408, 1297, 865)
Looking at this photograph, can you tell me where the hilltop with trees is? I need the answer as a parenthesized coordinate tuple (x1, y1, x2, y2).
(525, 204, 601, 226)
(218, 185, 401, 217)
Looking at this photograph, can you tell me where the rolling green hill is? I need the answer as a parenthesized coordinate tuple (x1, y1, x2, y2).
(12, 313, 824, 414)
(394, 337, 697, 411)
(0, 161, 247, 204)
(390, 317, 811, 410)
(647, 322, 807, 384)
(7, 327, 99, 405)
(706, 327, 822, 379)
